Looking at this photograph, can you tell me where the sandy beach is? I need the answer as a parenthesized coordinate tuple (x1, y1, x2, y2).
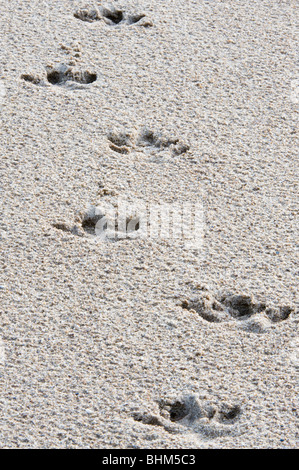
(0, 0, 298, 448)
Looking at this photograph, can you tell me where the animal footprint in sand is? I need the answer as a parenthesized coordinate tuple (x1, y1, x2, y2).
(74, 7, 101, 22)
(132, 394, 242, 439)
(46, 64, 97, 86)
(53, 201, 143, 242)
(107, 128, 190, 157)
(107, 130, 135, 154)
(181, 290, 296, 333)
(21, 74, 44, 85)
(137, 128, 190, 156)
(21, 64, 97, 87)
(74, 5, 153, 27)
(82, 204, 142, 240)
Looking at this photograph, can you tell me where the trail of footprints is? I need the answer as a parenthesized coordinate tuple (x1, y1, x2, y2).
(21, 2, 153, 87)
(132, 394, 242, 439)
(19, 2, 296, 444)
(181, 289, 296, 334)
(53, 129, 189, 239)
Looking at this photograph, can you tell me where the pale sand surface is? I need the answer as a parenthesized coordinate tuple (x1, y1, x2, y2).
(0, 0, 298, 448)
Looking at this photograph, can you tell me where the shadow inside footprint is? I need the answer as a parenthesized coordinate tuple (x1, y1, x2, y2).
(127, 14, 146, 25)
(181, 295, 230, 323)
(131, 412, 165, 427)
(107, 130, 134, 154)
(167, 400, 191, 422)
(221, 294, 266, 318)
(74, 8, 101, 22)
(101, 6, 124, 24)
(159, 395, 204, 424)
(80, 205, 142, 241)
(138, 129, 178, 149)
(264, 305, 293, 323)
(81, 208, 104, 235)
(217, 404, 241, 423)
(21, 74, 42, 85)
(137, 128, 189, 155)
(52, 223, 84, 237)
(102, 6, 152, 26)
